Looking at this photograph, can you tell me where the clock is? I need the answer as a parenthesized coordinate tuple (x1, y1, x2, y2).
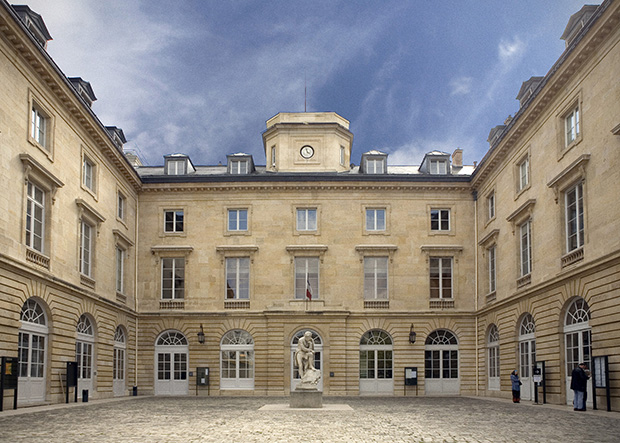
(300, 145, 314, 159)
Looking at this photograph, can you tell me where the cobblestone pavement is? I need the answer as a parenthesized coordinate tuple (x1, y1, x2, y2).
(1, 396, 619, 443)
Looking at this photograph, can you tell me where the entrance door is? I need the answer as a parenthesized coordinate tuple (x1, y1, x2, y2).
(564, 298, 592, 407)
(220, 330, 254, 390)
(359, 330, 393, 395)
(154, 330, 189, 396)
(17, 299, 48, 404)
(76, 314, 95, 400)
(424, 329, 460, 395)
(519, 313, 536, 401)
(113, 326, 126, 397)
(291, 329, 323, 392)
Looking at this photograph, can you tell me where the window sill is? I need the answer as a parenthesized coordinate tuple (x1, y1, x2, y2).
(516, 274, 531, 288)
(225, 300, 250, 309)
(364, 300, 389, 309)
(80, 274, 96, 289)
(160, 299, 185, 310)
(429, 299, 454, 309)
(116, 292, 127, 304)
(486, 291, 497, 304)
(26, 248, 50, 269)
(561, 247, 584, 268)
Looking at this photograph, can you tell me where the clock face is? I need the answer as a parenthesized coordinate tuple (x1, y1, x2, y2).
(300, 145, 314, 159)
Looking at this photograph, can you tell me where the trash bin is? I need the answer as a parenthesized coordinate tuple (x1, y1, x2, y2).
(82, 389, 88, 402)
(132, 386, 137, 396)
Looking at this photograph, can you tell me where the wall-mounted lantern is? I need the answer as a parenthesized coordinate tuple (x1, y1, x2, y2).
(409, 324, 417, 344)
(197, 324, 205, 344)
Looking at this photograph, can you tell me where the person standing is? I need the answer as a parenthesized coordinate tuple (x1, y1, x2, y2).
(510, 370, 521, 403)
(570, 362, 589, 411)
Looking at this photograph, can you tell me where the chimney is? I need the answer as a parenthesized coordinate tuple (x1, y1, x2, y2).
(452, 149, 463, 168)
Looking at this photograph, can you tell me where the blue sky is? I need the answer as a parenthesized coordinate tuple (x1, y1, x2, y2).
(25, 0, 588, 167)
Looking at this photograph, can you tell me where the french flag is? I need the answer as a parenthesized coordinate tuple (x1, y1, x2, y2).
(306, 279, 312, 300)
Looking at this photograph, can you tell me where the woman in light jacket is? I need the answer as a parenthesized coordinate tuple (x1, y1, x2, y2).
(510, 370, 521, 403)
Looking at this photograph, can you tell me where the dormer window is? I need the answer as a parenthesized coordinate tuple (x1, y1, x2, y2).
(164, 154, 195, 176)
(361, 151, 388, 174)
(419, 151, 451, 175)
(430, 160, 447, 175)
(227, 153, 254, 175)
(68, 78, 97, 108)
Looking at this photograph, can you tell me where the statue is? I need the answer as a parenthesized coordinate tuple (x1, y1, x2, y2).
(294, 331, 321, 389)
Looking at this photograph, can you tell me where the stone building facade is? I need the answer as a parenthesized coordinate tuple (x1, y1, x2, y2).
(1, 1, 619, 410)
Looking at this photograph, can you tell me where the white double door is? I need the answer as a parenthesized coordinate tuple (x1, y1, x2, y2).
(154, 346, 188, 396)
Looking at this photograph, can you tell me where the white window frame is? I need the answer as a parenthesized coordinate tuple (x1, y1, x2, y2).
(228, 209, 248, 232)
(488, 325, 500, 390)
(340, 146, 345, 166)
(488, 245, 497, 294)
(365, 158, 385, 174)
(487, 192, 495, 221)
(363, 257, 388, 300)
(26, 181, 46, 253)
(31, 106, 47, 148)
(226, 257, 250, 300)
(366, 208, 386, 232)
(430, 257, 452, 299)
(115, 246, 125, 294)
(519, 220, 532, 277)
(294, 257, 320, 300)
(82, 154, 97, 194)
(117, 192, 126, 221)
(518, 157, 529, 191)
(565, 182, 584, 253)
(164, 210, 184, 233)
(430, 160, 447, 175)
(565, 106, 580, 147)
(161, 257, 185, 300)
(80, 220, 94, 277)
(430, 209, 450, 231)
(166, 159, 187, 175)
(296, 208, 317, 231)
(229, 160, 248, 175)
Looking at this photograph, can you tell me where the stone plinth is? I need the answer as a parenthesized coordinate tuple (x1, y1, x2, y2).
(290, 389, 322, 408)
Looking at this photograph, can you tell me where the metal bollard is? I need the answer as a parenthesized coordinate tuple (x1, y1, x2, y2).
(82, 389, 88, 402)
(132, 386, 138, 396)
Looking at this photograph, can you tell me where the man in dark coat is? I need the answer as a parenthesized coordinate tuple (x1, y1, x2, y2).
(570, 362, 589, 411)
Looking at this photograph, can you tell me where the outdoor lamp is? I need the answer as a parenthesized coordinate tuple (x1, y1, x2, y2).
(409, 324, 417, 344)
(197, 324, 205, 344)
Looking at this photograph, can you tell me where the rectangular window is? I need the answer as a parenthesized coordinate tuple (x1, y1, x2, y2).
(164, 210, 184, 233)
(340, 146, 345, 166)
(366, 159, 384, 174)
(26, 181, 45, 253)
(116, 247, 125, 294)
(518, 157, 529, 191)
(364, 257, 388, 300)
(430, 209, 450, 231)
(430, 257, 452, 299)
(230, 160, 248, 174)
(31, 106, 48, 148)
(80, 221, 93, 277)
(117, 192, 126, 221)
(565, 182, 584, 252)
(487, 192, 495, 220)
(488, 245, 496, 293)
(162, 257, 185, 299)
(565, 106, 580, 146)
(520, 221, 532, 276)
(430, 160, 447, 174)
(82, 156, 96, 192)
(295, 257, 319, 299)
(226, 257, 250, 299)
(366, 208, 386, 231)
(228, 209, 248, 231)
(166, 159, 186, 175)
(296, 208, 317, 231)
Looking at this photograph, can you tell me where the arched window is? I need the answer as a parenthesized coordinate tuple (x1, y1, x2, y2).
(564, 298, 591, 390)
(157, 330, 188, 346)
(425, 329, 458, 346)
(220, 330, 254, 390)
(76, 314, 96, 398)
(425, 329, 459, 394)
(154, 330, 188, 396)
(488, 324, 500, 390)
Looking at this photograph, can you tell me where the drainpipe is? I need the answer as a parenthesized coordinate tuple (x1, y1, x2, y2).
(473, 190, 479, 396)
(134, 198, 139, 392)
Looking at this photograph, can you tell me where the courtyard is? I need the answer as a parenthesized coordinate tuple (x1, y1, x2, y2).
(0, 396, 619, 442)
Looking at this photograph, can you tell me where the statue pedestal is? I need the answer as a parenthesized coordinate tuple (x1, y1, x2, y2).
(290, 389, 322, 408)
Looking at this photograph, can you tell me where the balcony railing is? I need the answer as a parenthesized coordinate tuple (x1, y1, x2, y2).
(364, 300, 389, 309)
(561, 247, 584, 268)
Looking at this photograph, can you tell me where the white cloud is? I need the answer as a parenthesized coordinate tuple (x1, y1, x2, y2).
(498, 36, 525, 63)
(449, 76, 473, 96)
